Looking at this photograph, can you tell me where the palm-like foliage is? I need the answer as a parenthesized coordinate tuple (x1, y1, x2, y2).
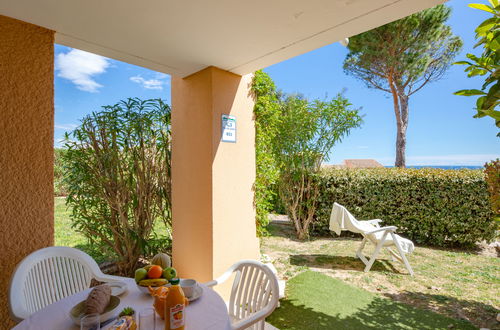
(455, 0, 500, 135)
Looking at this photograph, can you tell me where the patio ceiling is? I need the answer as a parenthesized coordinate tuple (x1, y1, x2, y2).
(0, 0, 444, 77)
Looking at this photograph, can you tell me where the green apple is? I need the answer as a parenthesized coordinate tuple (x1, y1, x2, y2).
(134, 268, 148, 283)
(163, 267, 177, 281)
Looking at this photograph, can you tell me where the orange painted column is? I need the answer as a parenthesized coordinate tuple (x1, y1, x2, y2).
(171, 67, 260, 297)
(0, 16, 54, 327)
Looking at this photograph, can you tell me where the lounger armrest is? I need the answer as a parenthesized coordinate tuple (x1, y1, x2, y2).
(361, 219, 383, 228)
(365, 226, 397, 235)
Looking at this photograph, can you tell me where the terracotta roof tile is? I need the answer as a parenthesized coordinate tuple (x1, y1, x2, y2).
(342, 159, 384, 168)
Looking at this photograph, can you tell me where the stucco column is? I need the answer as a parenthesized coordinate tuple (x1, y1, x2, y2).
(171, 66, 260, 297)
(0, 15, 54, 327)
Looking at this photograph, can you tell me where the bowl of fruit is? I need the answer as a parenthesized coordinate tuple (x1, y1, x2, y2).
(134, 253, 177, 294)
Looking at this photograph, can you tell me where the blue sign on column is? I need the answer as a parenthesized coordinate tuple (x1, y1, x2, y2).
(221, 114, 236, 143)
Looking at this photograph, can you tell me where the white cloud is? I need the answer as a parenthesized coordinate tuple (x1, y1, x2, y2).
(55, 123, 77, 130)
(154, 72, 168, 80)
(130, 75, 168, 90)
(379, 154, 499, 166)
(54, 139, 65, 148)
(56, 49, 110, 92)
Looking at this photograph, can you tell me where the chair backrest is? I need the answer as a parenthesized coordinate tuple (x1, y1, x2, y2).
(226, 260, 279, 330)
(8, 246, 103, 321)
(332, 203, 375, 234)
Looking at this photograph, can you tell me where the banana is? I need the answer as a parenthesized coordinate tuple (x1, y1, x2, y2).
(139, 278, 168, 287)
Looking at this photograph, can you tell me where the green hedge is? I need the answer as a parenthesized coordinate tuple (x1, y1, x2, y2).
(313, 168, 496, 247)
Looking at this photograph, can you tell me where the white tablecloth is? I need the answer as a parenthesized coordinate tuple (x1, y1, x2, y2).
(13, 278, 231, 330)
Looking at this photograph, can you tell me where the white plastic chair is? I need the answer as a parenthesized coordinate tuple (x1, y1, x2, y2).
(330, 203, 415, 276)
(205, 260, 280, 330)
(8, 246, 124, 321)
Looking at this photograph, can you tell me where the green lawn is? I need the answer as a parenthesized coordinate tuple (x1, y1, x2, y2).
(55, 198, 498, 329)
(55, 197, 113, 263)
(54, 197, 85, 246)
(268, 271, 475, 329)
(262, 221, 500, 329)
(55, 197, 170, 264)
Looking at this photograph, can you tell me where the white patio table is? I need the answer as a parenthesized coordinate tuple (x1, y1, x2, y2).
(13, 278, 231, 330)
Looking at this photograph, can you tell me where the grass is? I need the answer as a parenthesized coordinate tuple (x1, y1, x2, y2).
(262, 221, 500, 329)
(55, 197, 113, 263)
(55, 197, 170, 265)
(55, 199, 498, 328)
(54, 197, 84, 246)
(267, 271, 475, 330)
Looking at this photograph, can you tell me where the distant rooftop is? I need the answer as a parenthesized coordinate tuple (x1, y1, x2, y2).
(343, 159, 384, 168)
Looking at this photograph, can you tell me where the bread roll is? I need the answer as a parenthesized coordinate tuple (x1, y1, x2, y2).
(85, 284, 111, 314)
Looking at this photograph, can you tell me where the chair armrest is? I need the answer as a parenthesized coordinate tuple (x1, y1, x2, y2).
(204, 280, 218, 288)
(231, 309, 271, 330)
(365, 226, 397, 235)
(94, 274, 129, 283)
(203, 266, 236, 288)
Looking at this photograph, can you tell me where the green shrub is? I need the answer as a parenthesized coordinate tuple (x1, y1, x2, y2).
(275, 95, 362, 240)
(313, 168, 496, 247)
(484, 159, 500, 216)
(252, 71, 281, 236)
(54, 148, 69, 196)
(63, 98, 172, 275)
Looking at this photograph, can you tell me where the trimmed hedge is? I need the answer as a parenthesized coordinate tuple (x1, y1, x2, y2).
(484, 159, 500, 216)
(313, 168, 496, 247)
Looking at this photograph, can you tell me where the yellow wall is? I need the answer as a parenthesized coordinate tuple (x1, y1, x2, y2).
(171, 67, 260, 298)
(210, 69, 260, 291)
(0, 15, 54, 327)
(171, 67, 215, 282)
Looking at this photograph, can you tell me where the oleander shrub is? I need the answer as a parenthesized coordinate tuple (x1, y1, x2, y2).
(54, 148, 69, 196)
(63, 98, 172, 275)
(313, 168, 496, 247)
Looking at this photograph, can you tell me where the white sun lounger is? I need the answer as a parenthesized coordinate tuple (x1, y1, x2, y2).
(329, 203, 414, 276)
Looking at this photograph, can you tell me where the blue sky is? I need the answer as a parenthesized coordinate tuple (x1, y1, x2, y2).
(54, 0, 498, 166)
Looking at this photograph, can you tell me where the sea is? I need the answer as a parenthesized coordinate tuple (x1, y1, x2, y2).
(385, 165, 483, 170)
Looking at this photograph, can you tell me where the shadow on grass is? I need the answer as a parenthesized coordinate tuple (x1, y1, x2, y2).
(290, 254, 402, 274)
(268, 295, 475, 330)
(267, 271, 476, 330)
(267, 220, 364, 243)
(385, 291, 500, 329)
(266, 221, 307, 242)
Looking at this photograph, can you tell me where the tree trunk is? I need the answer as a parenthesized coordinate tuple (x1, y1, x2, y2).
(389, 76, 409, 168)
(395, 124, 407, 167)
(395, 91, 409, 168)
(297, 227, 309, 240)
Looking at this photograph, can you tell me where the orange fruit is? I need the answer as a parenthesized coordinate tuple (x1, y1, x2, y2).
(147, 265, 163, 279)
